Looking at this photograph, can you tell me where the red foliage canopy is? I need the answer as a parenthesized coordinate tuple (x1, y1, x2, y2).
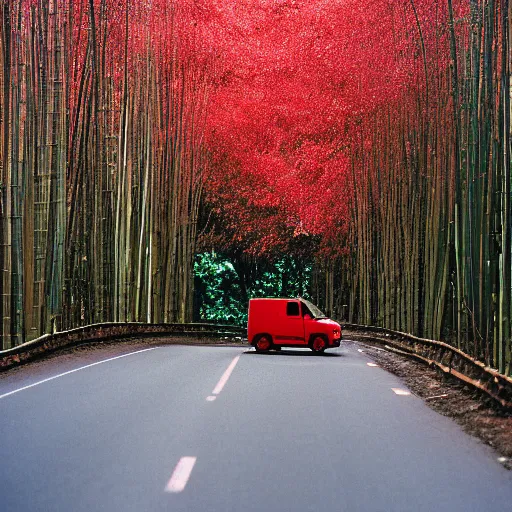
(18, 0, 468, 259)
(199, 0, 465, 257)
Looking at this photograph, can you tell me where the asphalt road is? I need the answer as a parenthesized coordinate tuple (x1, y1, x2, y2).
(1, 342, 511, 512)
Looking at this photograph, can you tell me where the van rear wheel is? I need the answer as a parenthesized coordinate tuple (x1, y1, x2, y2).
(310, 335, 327, 354)
(254, 334, 272, 353)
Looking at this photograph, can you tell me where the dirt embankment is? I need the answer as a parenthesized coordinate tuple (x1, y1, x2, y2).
(345, 330, 512, 470)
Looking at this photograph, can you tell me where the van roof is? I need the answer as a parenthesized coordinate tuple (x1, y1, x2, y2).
(249, 297, 301, 301)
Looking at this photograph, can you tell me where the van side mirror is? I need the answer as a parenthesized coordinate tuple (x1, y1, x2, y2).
(304, 314, 312, 320)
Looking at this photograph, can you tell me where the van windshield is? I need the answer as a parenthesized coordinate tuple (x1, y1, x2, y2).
(301, 299, 327, 319)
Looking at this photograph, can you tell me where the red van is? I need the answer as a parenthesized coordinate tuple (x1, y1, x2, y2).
(247, 298, 342, 353)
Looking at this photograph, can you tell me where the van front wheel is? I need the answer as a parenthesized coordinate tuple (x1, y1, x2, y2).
(310, 335, 327, 354)
(254, 334, 272, 353)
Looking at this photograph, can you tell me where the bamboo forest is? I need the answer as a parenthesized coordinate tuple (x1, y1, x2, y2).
(0, 0, 510, 376)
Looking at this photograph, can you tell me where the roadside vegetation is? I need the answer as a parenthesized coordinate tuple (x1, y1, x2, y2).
(194, 253, 312, 325)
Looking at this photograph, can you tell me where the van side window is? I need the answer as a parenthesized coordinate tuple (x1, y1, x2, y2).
(286, 301, 300, 316)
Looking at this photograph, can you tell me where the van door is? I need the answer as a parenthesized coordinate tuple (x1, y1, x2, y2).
(276, 300, 305, 345)
(301, 301, 315, 343)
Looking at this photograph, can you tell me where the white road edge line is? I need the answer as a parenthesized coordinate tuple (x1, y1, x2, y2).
(367, 362, 378, 367)
(165, 457, 197, 493)
(0, 347, 159, 400)
(392, 388, 411, 396)
(212, 355, 241, 395)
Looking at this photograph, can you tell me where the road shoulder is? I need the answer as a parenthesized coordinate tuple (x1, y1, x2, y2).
(347, 335, 512, 470)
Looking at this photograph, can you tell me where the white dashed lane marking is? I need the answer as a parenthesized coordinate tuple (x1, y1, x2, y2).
(165, 457, 197, 493)
(211, 355, 241, 396)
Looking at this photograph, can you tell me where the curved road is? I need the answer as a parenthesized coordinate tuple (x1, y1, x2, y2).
(1, 342, 511, 512)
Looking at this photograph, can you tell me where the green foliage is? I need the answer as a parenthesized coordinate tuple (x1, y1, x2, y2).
(194, 252, 312, 325)
(194, 253, 243, 324)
